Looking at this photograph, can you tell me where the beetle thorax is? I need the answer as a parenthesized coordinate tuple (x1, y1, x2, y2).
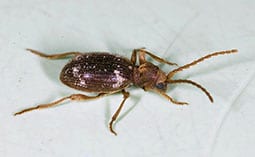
(133, 62, 167, 91)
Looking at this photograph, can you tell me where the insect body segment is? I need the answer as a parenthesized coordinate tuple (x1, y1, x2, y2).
(14, 48, 238, 135)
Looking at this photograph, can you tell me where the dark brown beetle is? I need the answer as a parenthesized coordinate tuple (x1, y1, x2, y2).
(14, 48, 237, 135)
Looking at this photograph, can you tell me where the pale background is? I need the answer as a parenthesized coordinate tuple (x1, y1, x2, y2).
(0, 0, 255, 157)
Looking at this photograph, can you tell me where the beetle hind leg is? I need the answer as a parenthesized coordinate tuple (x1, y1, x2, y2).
(26, 48, 82, 59)
(14, 93, 107, 116)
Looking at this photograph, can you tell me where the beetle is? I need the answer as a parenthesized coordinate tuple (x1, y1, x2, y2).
(14, 47, 238, 135)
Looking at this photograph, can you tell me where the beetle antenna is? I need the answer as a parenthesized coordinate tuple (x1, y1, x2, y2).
(167, 79, 214, 102)
(167, 49, 238, 78)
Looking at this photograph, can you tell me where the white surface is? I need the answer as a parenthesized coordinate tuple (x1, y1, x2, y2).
(1, 0, 255, 157)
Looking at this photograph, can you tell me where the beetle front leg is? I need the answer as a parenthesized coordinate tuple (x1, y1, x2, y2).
(109, 90, 130, 136)
(26, 48, 82, 59)
(14, 93, 107, 115)
(152, 89, 188, 105)
(132, 48, 178, 66)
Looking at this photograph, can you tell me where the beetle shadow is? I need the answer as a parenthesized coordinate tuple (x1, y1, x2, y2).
(104, 91, 142, 129)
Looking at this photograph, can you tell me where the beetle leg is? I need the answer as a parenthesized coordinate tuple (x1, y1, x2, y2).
(26, 48, 82, 59)
(131, 49, 137, 65)
(132, 48, 178, 66)
(109, 90, 130, 136)
(168, 79, 213, 102)
(14, 93, 107, 116)
(153, 89, 188, 105)
(131, 47, 146, 64)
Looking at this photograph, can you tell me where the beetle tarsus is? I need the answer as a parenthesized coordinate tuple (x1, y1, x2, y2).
(109, 121, 118, 136)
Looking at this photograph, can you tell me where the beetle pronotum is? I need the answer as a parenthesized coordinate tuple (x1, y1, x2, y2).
(14, 48, 237, 135)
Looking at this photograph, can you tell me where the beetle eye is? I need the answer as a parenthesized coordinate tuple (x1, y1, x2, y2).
(155, 82, 167, 91)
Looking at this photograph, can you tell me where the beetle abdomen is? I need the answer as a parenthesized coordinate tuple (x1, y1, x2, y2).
(60, 53, 134, 92)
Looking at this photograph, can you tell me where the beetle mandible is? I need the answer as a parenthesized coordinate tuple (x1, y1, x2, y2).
(14, 48, 238, 135)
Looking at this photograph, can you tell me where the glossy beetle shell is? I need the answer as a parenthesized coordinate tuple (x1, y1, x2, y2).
(60, 53, 134, 92)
